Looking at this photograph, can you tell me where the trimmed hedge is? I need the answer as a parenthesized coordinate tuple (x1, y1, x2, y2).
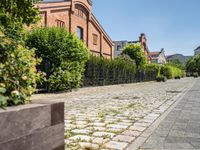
(83, 55, 137, 86)
(160, 65, 183, 79)
(141, 64, 160, 80)
(83, 56, 159, 86)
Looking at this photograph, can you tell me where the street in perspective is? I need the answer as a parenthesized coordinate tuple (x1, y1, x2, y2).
(0, 0, 200, 150)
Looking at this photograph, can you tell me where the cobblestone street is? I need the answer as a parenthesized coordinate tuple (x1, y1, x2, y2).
(32, 78, 196, 150)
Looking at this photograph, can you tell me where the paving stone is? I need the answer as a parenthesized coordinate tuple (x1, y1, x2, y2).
(91, 122, 106, 127)
(92, 126, 106, 131)
(116, 122, 132, 126)
(122, 130, 142, 137)
(134, 122, 151, 127)
(93, 132, 115, 138)
(113, 135, 135, 143)
(106, 128, 123, 133)
(69, 135, 93, 142)
(107, 124, 128, 129)
(79, 142, 99, 150)
(75, 125, 87, 129)
(76, 121, 87, 125)
(129, 125, 146, 132)
(71, 129, 91, 135)
(104, 141, 129, 150)
(93, 137, 104, 144)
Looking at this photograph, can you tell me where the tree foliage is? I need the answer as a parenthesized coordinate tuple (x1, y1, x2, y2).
(0, 0, 41, 108)
(26, 27, 90, 92)
(122, 43, 147, 68)
(186, 54, 200, 75)
(0, 0, 40, 40)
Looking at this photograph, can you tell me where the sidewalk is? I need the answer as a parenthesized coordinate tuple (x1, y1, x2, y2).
(137, 78, 200, 150)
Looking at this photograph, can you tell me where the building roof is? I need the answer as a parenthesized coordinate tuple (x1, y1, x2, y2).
(195, 46, 200, 51)
(149, 52, 160, 59)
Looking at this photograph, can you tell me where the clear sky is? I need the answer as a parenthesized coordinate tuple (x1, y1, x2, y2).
(92, 0, 200, 56)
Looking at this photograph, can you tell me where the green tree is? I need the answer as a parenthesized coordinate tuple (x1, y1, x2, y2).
(0, 0, 40, 40)
(186, 54, 200, 75)
(26, 27, 90, 92)
(0, 0, 41, 108)
(122, 43, 147, 68)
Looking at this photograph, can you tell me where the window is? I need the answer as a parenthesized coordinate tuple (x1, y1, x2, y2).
(93, 34, 98, 45)
(117, 45, 121, 51)
(77, 27, 83, 40)
(56, 19, 65, 28)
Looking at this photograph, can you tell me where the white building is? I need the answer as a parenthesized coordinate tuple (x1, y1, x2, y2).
(149, 48, 167, 65)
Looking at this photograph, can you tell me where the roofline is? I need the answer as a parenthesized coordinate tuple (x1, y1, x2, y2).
(91, 13, 114, 46)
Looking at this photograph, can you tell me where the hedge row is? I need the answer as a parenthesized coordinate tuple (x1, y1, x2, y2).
(83, 56, 158, 86)
(83, 56, 136, 86)
(160, 65, 183, 79)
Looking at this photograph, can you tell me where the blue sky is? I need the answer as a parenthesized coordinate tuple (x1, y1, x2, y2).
(92, 0, 200, 56)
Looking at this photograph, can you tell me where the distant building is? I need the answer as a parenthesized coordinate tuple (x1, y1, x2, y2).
(149, 48, 167, 65)
(167, 54, 192, 64)
(113, 33, 151, 62)
(194, 46, 200, 56)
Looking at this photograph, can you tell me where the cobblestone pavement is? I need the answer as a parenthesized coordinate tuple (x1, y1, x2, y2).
(32, 78, 196, 150)
(139, 78, 200, 150)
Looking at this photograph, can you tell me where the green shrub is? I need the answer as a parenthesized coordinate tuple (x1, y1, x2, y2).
(83, 55, 136, 86)
(160, 65, 183, 79)
(122, 43, 147, 68)
(186, 54, 200, 75)
(26, 27, 90, 92)
(193, 72, 199, 78)
(175, 76, 181, 79)
(0, 33, 42, 108)
(156, 75, 167, 82)
(142, 63, 160, 80)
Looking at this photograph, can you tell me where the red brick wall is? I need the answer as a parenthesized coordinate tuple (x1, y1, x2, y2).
(88, 22, 101, 53)
(70, 5, 88, 45)
(36, 0, 113, 59)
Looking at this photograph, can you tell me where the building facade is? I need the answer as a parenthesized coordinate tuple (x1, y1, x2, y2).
(113, 34, 151, 62)
(194, 46, 200, 56)
(35, 0, 114, 59)
(149, 49, 167, 65)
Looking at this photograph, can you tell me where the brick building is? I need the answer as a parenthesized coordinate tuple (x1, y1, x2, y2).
(35, 0, 114, 59)
(113, 33, 152, 62)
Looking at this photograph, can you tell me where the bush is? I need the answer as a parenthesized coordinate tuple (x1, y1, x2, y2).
(122, 43, 147, 68)
(186, 54, 200, 75)
(160, 65, 183, 79)
(175, 76, 181, 79)
(0, 32, 42, 108)
(26, 27, 90, 92)
(83, 55, 137, 86)
(142, 63, 160, 80)
(193, 72, 199, 78)
(156, 75, 167, 82)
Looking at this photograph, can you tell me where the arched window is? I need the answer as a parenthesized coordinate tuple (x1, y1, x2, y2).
(77, 26, 83, 40)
